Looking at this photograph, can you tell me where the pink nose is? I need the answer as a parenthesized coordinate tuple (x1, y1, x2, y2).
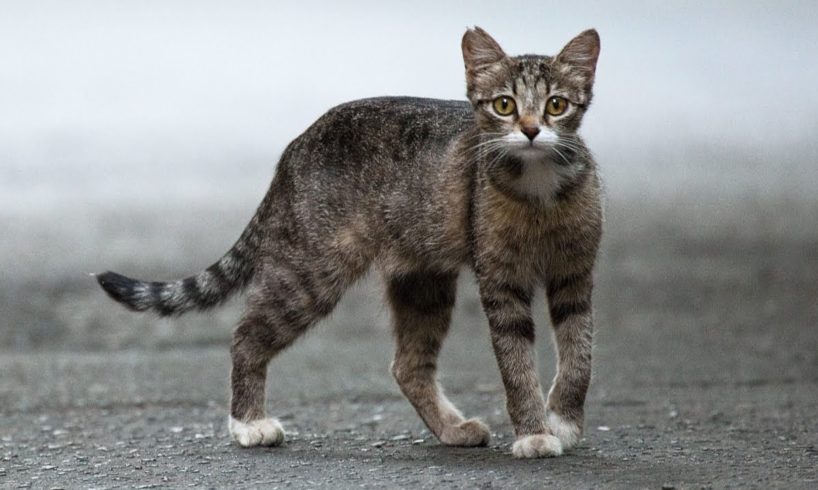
(521, 126, 540, 141)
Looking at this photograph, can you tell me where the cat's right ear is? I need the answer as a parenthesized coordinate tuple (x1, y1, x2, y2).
(461, 27, 506, 75)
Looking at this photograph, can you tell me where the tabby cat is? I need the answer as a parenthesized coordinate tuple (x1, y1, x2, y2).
(97, 27, 603, 458)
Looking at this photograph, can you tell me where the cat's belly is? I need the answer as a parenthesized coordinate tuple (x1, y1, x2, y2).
(377, 237, 471, 276)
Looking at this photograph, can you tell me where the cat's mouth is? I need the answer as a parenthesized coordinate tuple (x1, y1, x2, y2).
(503, 130, 559, 158)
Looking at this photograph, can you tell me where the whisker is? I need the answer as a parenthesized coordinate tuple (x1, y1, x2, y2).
(485, 147, 510, 170)
(471, 137, 507, 149)
(474, 141, 508, 160)
(554, 140, 586, 156)
(550, 146, 572, 166)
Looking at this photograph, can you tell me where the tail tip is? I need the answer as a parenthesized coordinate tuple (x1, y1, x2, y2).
(96, 271, 139, 305)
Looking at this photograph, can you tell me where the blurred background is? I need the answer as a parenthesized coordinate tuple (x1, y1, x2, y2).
(1, 0, 817, 351)
(3, 4, 817, 486)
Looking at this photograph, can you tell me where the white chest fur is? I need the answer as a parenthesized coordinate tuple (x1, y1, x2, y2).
(510, 154, 581, 203)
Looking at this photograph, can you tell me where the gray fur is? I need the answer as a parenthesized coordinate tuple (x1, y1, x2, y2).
(97, 28, 603, 458)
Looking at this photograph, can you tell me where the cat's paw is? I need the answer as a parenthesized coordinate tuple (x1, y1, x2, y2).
(228, 416, 285, 447)
(439, 418, 491, 447)
(511, 433, 563, 458)
(547, 411, 582, 450)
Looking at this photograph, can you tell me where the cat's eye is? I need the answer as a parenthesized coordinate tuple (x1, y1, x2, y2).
(492, 96, 516, 116)
(546, 96, 569, 116)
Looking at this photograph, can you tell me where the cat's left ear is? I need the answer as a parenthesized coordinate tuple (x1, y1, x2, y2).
(556, 29, 601, 88)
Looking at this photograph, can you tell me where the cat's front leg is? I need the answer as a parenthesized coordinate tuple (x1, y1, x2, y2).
(544, 267, 594, 452)
(479, 280, 563, 458)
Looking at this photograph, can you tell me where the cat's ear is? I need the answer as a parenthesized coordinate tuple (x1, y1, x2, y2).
(461, 27, 506, 74)
(555, 29, 600, 87)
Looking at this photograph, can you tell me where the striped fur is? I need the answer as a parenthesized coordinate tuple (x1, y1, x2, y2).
(96, 28, 603, 459)
(97, 193, 270, 316)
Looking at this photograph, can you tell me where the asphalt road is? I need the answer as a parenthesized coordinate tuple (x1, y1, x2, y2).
(1, 200, 817, 488)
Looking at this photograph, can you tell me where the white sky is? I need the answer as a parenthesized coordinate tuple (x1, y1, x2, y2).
(1, 0, 817, 203)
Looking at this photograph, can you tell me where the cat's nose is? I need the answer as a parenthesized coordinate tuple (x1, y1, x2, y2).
(521, 126, 540, 141)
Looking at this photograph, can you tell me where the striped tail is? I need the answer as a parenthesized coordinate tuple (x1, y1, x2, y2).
(96, 204, 267, 317)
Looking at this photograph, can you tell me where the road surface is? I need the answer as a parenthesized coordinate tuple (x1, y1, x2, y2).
(1, 200, 816, 488)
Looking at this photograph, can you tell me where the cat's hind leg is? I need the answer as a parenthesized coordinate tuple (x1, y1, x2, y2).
(228, 259, 346, 447)
(386, 270, 490, 447)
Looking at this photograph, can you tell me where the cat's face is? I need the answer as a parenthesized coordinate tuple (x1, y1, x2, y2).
(462, 28, 599, 163)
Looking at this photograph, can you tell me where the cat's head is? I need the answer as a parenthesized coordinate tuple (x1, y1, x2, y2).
(461, 28, 599, 161)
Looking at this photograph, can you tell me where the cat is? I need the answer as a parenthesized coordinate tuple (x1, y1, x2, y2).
(96, 27, 602, 458)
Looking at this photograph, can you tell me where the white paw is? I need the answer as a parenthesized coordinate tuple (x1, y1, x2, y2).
(229, 416, 285, 447)
(547, 411, 581, 450)
(511, 433, 563, 458)
(439, 418, 491, 447)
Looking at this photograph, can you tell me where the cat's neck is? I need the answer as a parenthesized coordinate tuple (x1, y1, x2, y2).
(479, 149, 588, 206)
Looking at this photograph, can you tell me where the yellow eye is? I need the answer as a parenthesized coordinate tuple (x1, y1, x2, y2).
(546, 96, 568, 116)
(492, 96, 516, 116)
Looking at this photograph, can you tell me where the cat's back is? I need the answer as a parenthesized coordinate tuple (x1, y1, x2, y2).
(284, 97, 472, 170)
(322, 96, 472, 138)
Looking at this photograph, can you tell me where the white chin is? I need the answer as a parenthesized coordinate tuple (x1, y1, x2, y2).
(513, 145, 549, 157)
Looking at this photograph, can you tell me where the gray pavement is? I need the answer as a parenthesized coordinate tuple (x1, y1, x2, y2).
(1, 200, 817, 488)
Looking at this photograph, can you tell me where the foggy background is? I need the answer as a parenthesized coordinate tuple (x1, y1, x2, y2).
(3, 5, 818, 486)
(1, 0, 817, 348)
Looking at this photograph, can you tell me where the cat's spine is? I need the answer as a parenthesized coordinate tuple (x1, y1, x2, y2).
(96, 197, 270, 317)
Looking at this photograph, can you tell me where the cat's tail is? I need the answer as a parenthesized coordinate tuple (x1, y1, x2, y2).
(95, 199, 269, 317)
